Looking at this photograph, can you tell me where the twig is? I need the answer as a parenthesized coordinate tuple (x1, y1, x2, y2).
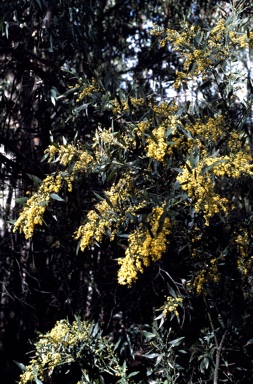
(213, 330, 228, 384)
(202, 294, 228, 384)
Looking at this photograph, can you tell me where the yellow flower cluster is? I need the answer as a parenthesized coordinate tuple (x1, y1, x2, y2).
(151, 27, 190, 49)
(177, 148, 253, 225)
(235, 230, 253, 276)
(210, 18, 226, 43)
(153, 25, 213, 79)
(91, 125, 141, 163)
(75, 180, 130, 251)
(236, 231, 249, 259)
(152, 101, 178, 117)
(184, 49, 212, 73)
(147, 126, 168, 162)
(13, 194, 47, 239)
(112, 97, 145, 116)
(45, 143, 93, 171)
(75, 204, 108, 250)
(112, 98, 129, 115)
(73, 150, 93, 173)
(227, 28, 253, 48)
(212, 151, 253, 178)
(55, 144, 76, 166)
(19, 319, 124, 384)
(13, 174, 63, 239)
(228, 131, 242, 152)
(174, 71, 188, 90)
(146, 114, 178, 162)
(187, 116, 225, 144)
(19, 359, 43, 384)
(93, 126, 130, 152)
(129, 97, 146, 107)
(146, 115, 227, 162)
(19, 321, 76, 383)
(193, 258, 219, 295)
(153, 18, 253, 89)
(45, 144, 59, 162)
(39, 319, 90, 349)
(162, 295, 183, 318)
(177, 159, 229, 225)
(118, 206, 171, 285)
(135, 120, 150, 134)
(76, 78, 100, 102)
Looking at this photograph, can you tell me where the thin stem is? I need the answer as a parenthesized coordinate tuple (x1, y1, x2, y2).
(202, 294, 228, 384)
(213, 330, 228, 384)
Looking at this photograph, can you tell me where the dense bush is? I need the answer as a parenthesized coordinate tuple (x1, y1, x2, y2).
(5, 1, 253, 383)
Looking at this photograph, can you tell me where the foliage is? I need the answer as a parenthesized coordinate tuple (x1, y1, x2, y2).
(1, 2, 214, 380)
(140, 321, 186, 383)
(16, 317, 132, 384)
(2, 0, 253, 383)
(13, 2, 253, 382)
(17, 316, 187, 384)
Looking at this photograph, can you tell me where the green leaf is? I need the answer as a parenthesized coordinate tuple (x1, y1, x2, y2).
(126, 371, 139, 378)
(142, 330, 156, 339)
(181, 127, 193, 139)
(76, 239, 81, 255)
(50, 87, 58, 106)
(195, 30, 203, 45)
(155, 354, 163, 366)
(39, 200, 48, 206)
(74, 103, 90, 112)
(185, 162, 192, 174)
(41, 152, 49, 162)
(35, 378, 43, 384)
(93, 191, 104, 201)
(103, 192, 115, 209)
(13, 360, 26, 372)
(98, 375, 105, 384)
(158, 208, 168, 233)
(114, 338, 122, 351)
(15, 197, 28, 206)
(50, 193, 65, 202)
(187, 113, 196, 125)
(27, 174, 42, 186)
(167, 284, 176, 298)
(142, 353, 160, 359)
(35, 0, 42, 10)
(4, 21, 9, 39)
(189, 149, 199, 168)
(57, 86, 80, 99)
(74, 315, 82, 330)
(244, 338, 253, 346)
(168, 336, 185, 347)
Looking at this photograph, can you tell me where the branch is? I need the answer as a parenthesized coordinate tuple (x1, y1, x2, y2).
(203, 294, 228, 384)
(213, 330, 228, 384)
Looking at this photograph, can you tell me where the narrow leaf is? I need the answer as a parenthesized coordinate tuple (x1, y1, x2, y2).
(15, 197, 28, 206)
(127, 371, 139, 378)
(27, 174, 42, 186)
(168, 336, 185, 346)
(93, 191, 104, 201)
(50, 193, 65, 202)
(13, 360, 26, 372)
(141, 331, 156, 339)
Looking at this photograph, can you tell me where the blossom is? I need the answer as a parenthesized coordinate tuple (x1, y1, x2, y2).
(118, 206, 171, 285)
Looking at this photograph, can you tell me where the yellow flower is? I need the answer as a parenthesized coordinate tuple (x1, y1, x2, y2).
(162, 296, 183, 317)
(118, 205, 171, 285)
